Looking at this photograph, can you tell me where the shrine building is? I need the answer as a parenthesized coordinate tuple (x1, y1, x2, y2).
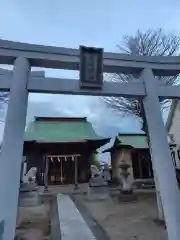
(23, 117, 110, 185)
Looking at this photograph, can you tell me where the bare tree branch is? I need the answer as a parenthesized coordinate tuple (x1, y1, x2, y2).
(101, 28, 180, 130)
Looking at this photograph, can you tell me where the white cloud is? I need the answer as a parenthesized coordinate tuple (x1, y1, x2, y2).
(0, 93, 142, 140)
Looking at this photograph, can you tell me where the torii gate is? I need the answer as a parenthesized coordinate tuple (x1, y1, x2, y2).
(0, 40, 180, 239)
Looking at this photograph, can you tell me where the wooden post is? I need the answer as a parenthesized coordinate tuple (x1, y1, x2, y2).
(74, 156, 79, 190)
(44, 156, 49, 192)
(60, 157, 64, 184)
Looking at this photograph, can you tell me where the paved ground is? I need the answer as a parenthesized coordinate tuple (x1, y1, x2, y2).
(14, 184, 87, 240)
(72, 195, 110, 240)
(57, 194, 96, 240)
(16, 185, 168, 239)
(74, 192, 168, 240)
(16, 202, 51, 240)
(39, 183, 88, 196)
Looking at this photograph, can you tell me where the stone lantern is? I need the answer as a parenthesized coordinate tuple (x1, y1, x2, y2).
(119, 160, 132, 194)
(118, 160, 137, 202)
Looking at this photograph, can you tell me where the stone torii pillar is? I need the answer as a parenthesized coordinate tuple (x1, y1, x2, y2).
(142, 68, 180, 240)
(0, 57, 30, 240)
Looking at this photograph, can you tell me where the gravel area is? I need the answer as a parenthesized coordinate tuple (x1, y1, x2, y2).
(74, 192, 168, 240)
(16, 202, 51, 240)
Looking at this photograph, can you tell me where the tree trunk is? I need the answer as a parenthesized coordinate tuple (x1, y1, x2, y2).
(141, 105, 164, 221)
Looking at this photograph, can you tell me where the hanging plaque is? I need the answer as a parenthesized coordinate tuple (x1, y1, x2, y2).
(79, 46, 103, 89)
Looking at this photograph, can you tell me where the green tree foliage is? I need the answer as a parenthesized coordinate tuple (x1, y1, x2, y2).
(91, 153, 100, 169)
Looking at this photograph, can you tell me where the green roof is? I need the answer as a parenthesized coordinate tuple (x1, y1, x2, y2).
(25, 117, 106, 143)
(116, 134, 148, 149)
(102, 134, 148, 153)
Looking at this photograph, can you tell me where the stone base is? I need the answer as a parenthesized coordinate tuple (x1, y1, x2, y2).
(87, 186, 109, 200)
(19, 190, 40, 207)
(154, 218, 166, 228)
(20, 182, 37, 192)
(74, 184, 79, 190)
(120, 188, 133, 194)
(118, 192, 138, 203)
(110, 188, 120, 198)
(44, 186, 49, 192)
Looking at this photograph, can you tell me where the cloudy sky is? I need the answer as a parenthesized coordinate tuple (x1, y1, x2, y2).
(0, 0, 179, 161)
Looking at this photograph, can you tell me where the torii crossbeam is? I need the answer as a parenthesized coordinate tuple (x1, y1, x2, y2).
(0, 40, 180, 240)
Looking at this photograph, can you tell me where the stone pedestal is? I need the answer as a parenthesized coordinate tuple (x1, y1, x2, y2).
(19, 183, 40, 207)
(102, 164, 111, 182)
(44, 185, 49, 192)
(118, 191, 138, 202)
(20, 182, 37, 191)
(87, 176, 109, 200)
(74, 184, 79, 190)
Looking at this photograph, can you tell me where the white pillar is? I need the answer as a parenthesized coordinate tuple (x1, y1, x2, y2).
(142, 68, 180, 240)
(0, 57, 30, 240)
(147, 137, 164, 221)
